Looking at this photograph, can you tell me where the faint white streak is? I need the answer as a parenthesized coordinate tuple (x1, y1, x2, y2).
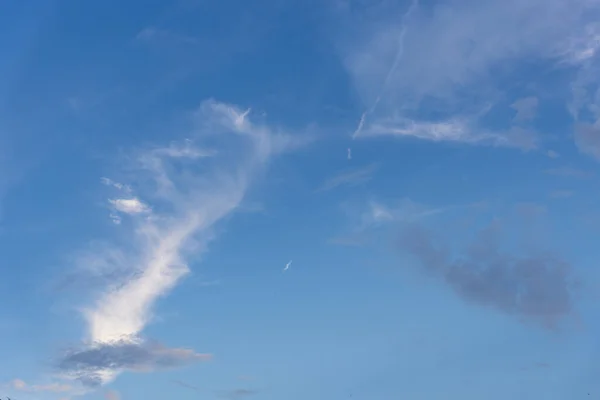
(101, 177, 131, 193)
(362, 199, 445, 227)
(318, 164, 378, 192)
(352, 112, 366, 138)
(362, 116, 538, 150)
(351, 0, 419, 138)
(153, 140, 216, 159)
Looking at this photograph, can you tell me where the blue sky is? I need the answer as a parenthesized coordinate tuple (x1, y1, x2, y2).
(1, 0, 600, 399)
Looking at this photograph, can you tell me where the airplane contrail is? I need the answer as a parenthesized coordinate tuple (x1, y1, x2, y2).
(351, 0, 420, 139)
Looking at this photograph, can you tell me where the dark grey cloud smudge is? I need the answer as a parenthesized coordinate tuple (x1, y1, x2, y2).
(511, 96, 539, 122)
(57, 339, 211, 387)
(397, 224, 576, 328)
(574, 123, 600, 160)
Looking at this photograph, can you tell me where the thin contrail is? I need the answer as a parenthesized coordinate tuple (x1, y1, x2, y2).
(352, 0, 420, 139)
(283, 260, 292, 272)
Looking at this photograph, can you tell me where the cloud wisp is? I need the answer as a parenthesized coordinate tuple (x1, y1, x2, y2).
(317, 163, 378, 192)
(340, 0, 600, 150)
(331, 198, 451, 247)
(57, 99, 303, 387)
(351, 0, 420, 138)
(360, 116, 538, 150)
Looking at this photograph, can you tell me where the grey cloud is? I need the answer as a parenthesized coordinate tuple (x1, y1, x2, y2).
(57, 339, 211, 387)
(397, 223, 576, 328)
(574, 123, 600, 160)
(511, 97, 539, 122)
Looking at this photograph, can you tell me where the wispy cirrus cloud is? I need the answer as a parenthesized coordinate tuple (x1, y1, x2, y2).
(360, 198, 446, 227)
(360, 116, 538, 150)
(331, 197, 451, 246)
(337, 0, 600, 150)
(101, 177, 131, 193)
(317, 163, 378, 192)
(56, 99, 305, 387)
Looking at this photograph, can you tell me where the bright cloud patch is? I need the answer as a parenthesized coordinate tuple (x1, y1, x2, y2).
(109, 198, 151, 215)
(56, 99, 302, 387)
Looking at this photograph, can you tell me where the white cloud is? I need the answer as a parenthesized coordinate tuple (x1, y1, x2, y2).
(108, 198, 151, 215)
(361, 116, 538, 149)
(338, 0, 600, 149)
(109, 213, 122, 225)
(101, 177, 131, 193)
(61, 99, 303, 387)
(361, 198, 445, 227)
